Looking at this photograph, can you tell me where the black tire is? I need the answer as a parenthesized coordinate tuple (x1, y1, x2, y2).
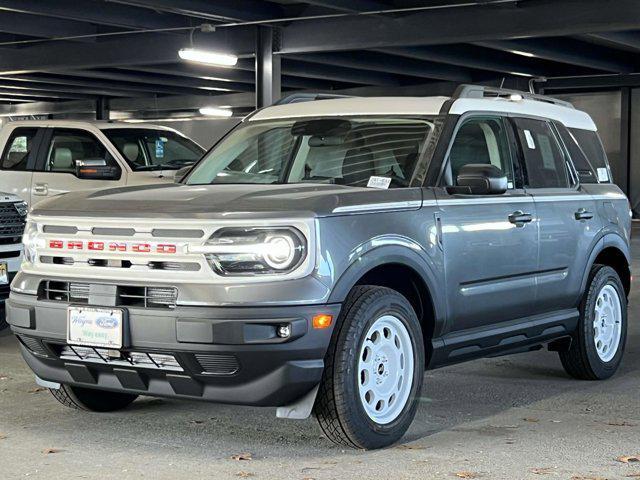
(314, 285, 425, 449)
(560, 265, 627, 380)
(50, 384, 138, 412)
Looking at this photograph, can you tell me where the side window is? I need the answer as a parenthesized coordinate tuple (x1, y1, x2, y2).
(513, 118, 569, 189)
(44, 129, 117, 175)
(447, 116, 514, 187)
(1, 128, 38, 171)
(568, 128, 610, 183)
(555, 123, 597, 184)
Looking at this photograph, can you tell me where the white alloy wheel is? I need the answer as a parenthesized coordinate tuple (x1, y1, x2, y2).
(357, 314, 415, 425)
(593, 283, 622, 363)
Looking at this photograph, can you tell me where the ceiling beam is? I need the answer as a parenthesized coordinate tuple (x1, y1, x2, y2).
(0, 10, 97, 38)
(475, 38, 634, 73)
(583, 32, 640, 52)
(0, 30, 254, 74)
(302, 0, 389, 12)
(285, 51, 472, 82)
(280, 59, 404, 86)
(0, 87, 93, 100)
(106, 0, 284, 22)
(541, 73, 640, 91)
(278, 0, 640, 53)
(0, 0, 190, 29)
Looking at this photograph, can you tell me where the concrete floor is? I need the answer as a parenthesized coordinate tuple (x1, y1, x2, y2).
(1, 234, 640, 480)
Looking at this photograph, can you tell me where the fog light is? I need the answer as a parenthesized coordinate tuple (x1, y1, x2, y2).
(277, 324, 291, 338)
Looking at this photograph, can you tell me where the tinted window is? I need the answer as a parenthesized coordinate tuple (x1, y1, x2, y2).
(569, 128, 610, 182)
(1, 127, 38, 171)
(447, 117, 514, 187)
(186, 118, 433, 188)
(555, 123, 597, 183)
(102, 129, 205, 171)
(44, 129, 116, 174)
(514, 118, 569, 188)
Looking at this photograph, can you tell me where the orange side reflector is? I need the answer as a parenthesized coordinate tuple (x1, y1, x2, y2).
(312, 314, 333, 329)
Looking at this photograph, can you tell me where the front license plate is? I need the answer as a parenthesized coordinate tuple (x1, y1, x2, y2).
(0, 262, 6, 284)
(67, 306, 123, 349)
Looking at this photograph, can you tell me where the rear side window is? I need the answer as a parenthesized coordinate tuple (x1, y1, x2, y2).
(555, 123, 598, 184)
(1, 127, 38, 171)
(569, 128, 610, 182)
(513, 118, 569, 189)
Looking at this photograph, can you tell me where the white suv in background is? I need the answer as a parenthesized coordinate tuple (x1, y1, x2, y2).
(0, 121, 206, 207)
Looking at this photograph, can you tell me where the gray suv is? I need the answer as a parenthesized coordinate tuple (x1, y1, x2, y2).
(7, 86, 631, 449)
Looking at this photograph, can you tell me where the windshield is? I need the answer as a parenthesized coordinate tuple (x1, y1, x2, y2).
(102, 128, 205, 171)
(186, 117, 434, 188)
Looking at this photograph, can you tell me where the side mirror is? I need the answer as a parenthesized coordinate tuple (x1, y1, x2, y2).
(454, 164, 507, 195)
(75, 159, 120, 180)
(174, 165, 191, 183)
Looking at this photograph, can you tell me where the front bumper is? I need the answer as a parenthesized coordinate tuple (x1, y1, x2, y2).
(7, 292, 341, 406)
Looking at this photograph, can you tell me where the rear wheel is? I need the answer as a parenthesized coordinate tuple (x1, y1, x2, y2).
(314, 286, 425, 449)
(560, 265, 627, 380)
(50, 384, 138, 412)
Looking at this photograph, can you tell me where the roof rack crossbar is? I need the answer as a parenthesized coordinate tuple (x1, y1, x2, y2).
(452, 84, 574, 109)
(273, 92, 356, 106)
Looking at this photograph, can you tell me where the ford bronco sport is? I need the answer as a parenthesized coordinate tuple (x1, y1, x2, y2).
(7, 86, 631, 449)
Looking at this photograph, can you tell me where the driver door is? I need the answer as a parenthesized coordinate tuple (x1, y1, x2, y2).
(435, 115, 538, 333)
(31, 128, 124, 206)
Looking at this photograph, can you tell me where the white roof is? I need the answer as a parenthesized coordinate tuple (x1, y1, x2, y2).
(4, 119, 179, 131)
(249, 95, 597, 131)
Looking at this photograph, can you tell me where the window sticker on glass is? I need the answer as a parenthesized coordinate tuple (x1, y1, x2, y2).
(155, 139, 165, 158)
(597, 167, 609, 182)
(524, 130, 536, 149)
(367, 176, 391, 189)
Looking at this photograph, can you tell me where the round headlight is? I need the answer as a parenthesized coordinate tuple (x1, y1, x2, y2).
(264, 234, 296, 270)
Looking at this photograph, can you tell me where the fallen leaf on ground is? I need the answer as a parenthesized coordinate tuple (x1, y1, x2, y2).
(189, 420, 204, 425)
(235, 472, 254, 478)
(531, 467, 555, 475)
(0, 433, 7, 440)
(28, 387, 46, 394)
(618, 456, 640, 464)
(43, 448, 63, 454)
(0, 375, 9, 380)
(396, 443, 426, 450)
(625, 474, 640, 478)
(231, 453, 252, 461)
(571, 476, 607, 480)
(523, 418, 540, 423)
(455, 472, 479, 479)
(607, 421, 637, 427)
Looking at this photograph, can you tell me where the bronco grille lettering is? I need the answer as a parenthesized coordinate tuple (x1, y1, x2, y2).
(47, 239, 178, 254)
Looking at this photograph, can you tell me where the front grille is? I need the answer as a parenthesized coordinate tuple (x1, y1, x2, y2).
(17, 336, 51, 357)
(0, 203, 25, 239)
(39, 281, 178, 309)
(57, 345, 183, 372)
(0, 250, 20, 259)
(194, 353, 240, 375)
(39, 256, 200, 272)
(0, 272, 17, 297)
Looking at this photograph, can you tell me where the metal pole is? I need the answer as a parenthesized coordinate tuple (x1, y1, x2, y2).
(96, 96, 110, 120)
(255, 26, 281, 108)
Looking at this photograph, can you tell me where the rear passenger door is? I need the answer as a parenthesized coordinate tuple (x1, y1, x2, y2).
(31, 128, 124, 206)
(512, 117, 599, 313)
(0, 127, 44, 203)
(435, 115, 538, 332)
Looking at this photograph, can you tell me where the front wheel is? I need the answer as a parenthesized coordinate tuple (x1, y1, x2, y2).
(560, 265, 627, 380)
(314, 286, 425, 449)
(50, 384, 138, 412)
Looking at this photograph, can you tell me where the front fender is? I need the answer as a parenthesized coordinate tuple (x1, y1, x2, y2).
(327, 236, 445, 329)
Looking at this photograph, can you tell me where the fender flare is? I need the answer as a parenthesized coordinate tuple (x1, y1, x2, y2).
(578, 232, 631, 298)
(327, 240, 445, 331)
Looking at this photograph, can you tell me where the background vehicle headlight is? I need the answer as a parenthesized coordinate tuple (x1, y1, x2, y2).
(22, 220, 39, 263)
(201, 227, 306, 275)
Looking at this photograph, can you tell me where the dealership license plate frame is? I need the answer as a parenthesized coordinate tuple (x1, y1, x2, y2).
(67, 306, 124, 349)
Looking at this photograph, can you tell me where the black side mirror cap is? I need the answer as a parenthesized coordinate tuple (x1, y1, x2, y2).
(453, 164, 508, 195)
(75, 158, 120, 180)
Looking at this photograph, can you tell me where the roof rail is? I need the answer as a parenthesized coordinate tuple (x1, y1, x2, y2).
(452, 84, 574, 109)
(273, 93, 355, 106)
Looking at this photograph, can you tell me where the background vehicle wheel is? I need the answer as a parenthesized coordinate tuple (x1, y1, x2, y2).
(314, 285, 425, 449)
(50, 384, 138, 412)
(560, 265, 627, 380)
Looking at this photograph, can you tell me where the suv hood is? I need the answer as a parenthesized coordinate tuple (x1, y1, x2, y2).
(31, 183, 423, 220)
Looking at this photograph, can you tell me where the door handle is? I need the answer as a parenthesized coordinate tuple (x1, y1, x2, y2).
(508, 211, 533, 226)
(33, 183, 49, 196)
(575, 208, 594, 220)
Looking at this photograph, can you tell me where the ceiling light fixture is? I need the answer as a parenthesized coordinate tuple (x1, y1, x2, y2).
(199, 107, 233, 117)
(178, 48, 238, 67)
(509, 49, 536, 58)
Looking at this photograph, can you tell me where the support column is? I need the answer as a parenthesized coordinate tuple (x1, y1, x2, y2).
(255, 26, 281, 108)
(96, 97, 110, 120)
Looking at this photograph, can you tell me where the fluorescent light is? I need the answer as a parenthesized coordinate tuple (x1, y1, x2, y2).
(199, 107, 233, 117)
(509, 49, 536, 58)
(178, 48, 238, 66)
